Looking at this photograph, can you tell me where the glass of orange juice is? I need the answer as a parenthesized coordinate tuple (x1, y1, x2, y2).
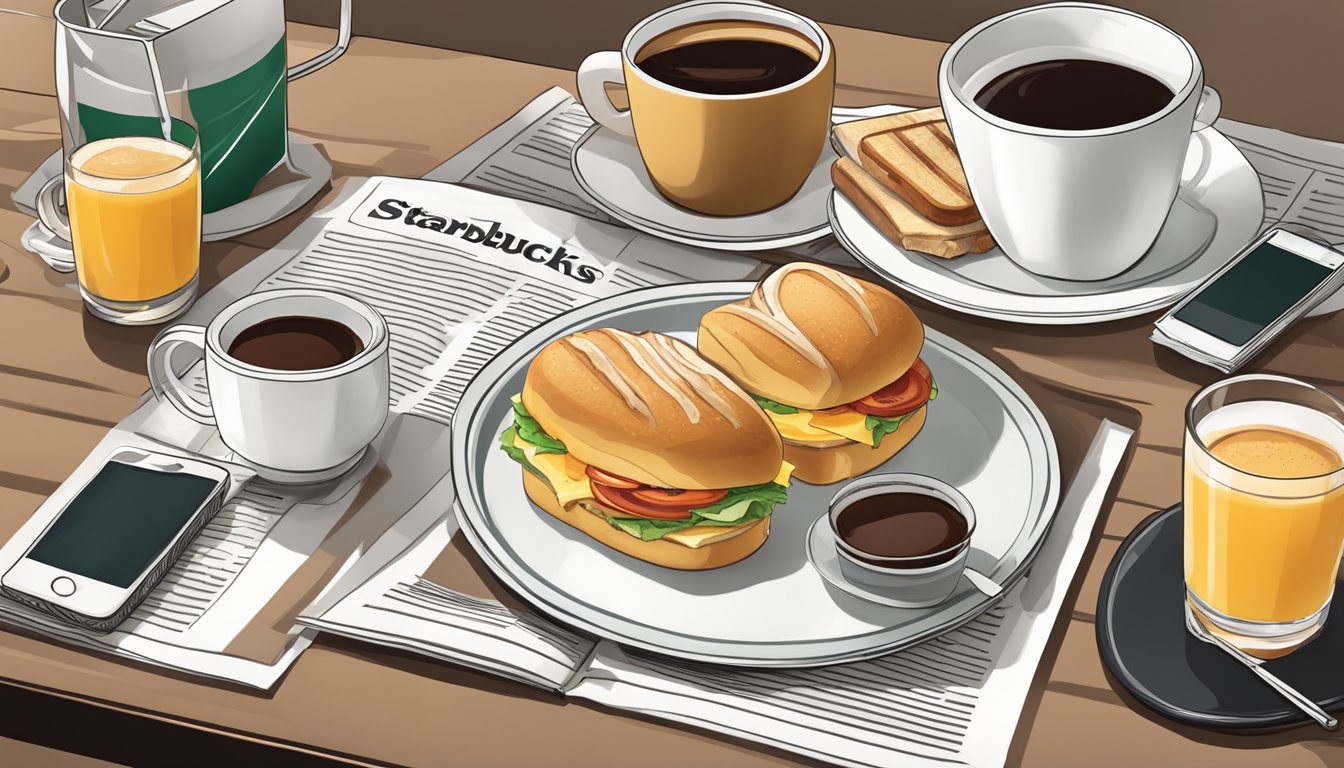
(1185, 374, 1344, 655)
(36, 123, 201, 324)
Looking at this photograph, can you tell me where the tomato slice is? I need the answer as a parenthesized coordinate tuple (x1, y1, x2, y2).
(849, 359, 933, 418)
(591, 483, 694, 520)
(630, 487, 727, 507)
(585, 465, 642, 489)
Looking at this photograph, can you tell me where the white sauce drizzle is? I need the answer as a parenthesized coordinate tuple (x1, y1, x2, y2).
(605, 329, 701, 424)
(723, 264, 879, 379)
(567, 329, 759, 430)
(566, 335, 656, 426)
(650, 333, 749, 428)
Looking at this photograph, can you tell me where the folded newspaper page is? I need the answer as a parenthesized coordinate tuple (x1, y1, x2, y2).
(302, 411, 1129, 766)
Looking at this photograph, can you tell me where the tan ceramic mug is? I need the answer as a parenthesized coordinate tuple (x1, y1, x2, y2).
(577, 0, 835, 216)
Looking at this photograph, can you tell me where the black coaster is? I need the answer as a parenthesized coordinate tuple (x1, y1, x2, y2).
(1096, 503, 1344, 729)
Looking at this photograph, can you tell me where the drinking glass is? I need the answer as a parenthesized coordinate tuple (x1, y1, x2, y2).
(36, 122, 201, 325)
(1184, 374, 1344, 655)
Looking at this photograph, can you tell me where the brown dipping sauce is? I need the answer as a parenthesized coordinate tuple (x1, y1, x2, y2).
(835, 492, 969, 568)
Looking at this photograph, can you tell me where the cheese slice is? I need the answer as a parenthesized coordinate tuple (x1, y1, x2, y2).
(766, 410, 850, 445)
(808, 409, 879, 445)
(773, 460, 796, 487)
(662, 521, 758, 548)
(514, 434, 594, 506)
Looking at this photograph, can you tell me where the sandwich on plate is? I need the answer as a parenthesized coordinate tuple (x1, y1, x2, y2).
(698, 263, 935, 484)
(499, 328, 794, 570)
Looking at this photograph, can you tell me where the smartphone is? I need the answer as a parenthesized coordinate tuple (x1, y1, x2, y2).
(1, 448, 230, 632)
(1156, 228, 1344, 364)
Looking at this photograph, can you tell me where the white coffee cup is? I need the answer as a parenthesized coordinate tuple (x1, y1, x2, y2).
(939, 3, 1221, 281)
(147, 288, 390, 483)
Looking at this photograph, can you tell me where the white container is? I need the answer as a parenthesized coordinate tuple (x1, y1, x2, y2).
(829, 473, 976, 609)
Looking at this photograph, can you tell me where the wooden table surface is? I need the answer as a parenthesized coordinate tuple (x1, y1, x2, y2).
(2, 4, 1343, 767)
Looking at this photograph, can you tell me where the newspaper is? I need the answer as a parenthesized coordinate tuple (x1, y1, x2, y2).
(303, 409, 1128, 768)
(1, 174, 758, 689)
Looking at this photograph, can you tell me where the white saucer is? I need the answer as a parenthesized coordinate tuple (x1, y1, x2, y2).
(830, 128, 1267, 325)
(805, 516, 1002, 609)
(237, 446, 367, 486)
(17, 131, 331, 272)
(571, 124, 834, 251)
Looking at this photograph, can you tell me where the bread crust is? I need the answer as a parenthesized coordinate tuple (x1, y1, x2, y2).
(785, 406, 928, 484)
(522, 329, 783, 489)
(698, 264, 924, 409)
(522, 471, 769, 570)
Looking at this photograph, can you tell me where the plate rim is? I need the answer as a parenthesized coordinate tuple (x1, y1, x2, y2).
(451, 281, 1061, 666)
(829, 127, 1265, 325)
(570, 124, 833, 251)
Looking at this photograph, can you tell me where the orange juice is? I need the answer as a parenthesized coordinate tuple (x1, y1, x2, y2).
(1185, 401, 1344, 628)
(66, 136, 200, 303)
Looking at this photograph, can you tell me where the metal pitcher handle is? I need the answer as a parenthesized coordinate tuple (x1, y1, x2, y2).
(287, 0, 352, 81)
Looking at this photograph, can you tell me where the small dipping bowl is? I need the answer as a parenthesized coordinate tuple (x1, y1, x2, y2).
(828, 473, 976, 608)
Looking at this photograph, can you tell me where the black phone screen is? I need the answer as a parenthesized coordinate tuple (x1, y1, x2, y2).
(1172, 241, 1333, 346)
(27, 462, 220, 588)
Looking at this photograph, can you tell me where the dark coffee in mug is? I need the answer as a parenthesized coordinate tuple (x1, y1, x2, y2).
(635, 22, 818, 95)
(974, 58, 1174, 131)
(227, 316, 364, 371)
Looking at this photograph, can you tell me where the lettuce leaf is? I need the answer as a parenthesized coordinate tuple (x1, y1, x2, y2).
(860, 375, 938, 447)
(497, 425, 547, 481)
(751, 394, 799, 415)
(509, 395, 566, 454)
(864, 413, 913, 448)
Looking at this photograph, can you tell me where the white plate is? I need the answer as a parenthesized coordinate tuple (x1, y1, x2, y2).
(451, 283, 1060, 667)
(571, 125, 834, 251)
(830, 128, 1266, 324)
(16, 132, 331, 270)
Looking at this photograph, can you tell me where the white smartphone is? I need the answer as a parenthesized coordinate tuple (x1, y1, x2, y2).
(1, 448, 230, 632)
(1156, 228, 1344, 363)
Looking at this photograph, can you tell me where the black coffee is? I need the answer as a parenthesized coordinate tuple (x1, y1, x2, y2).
(835, 492, 969, 568)
(974, 59, 1174, 131)
(637, 37, 817, 95)
(228, 316, 364, 371)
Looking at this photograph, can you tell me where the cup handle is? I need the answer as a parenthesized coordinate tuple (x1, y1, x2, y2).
(287, 0, 352, 80)
(33, 176, 76, 273)
(147, 325, 216, 425)
(1193, 85, 1221, 132)
(577, 50, 635, 137)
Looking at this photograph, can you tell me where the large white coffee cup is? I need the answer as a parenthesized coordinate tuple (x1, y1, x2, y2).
(939, 3, 1220, 281)
(147, 289, 390, 483)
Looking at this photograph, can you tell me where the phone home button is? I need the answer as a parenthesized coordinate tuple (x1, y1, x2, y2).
(50, 577, 76, 597)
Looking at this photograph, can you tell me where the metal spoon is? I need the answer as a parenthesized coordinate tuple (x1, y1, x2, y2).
(1185, 607, 1338, 730)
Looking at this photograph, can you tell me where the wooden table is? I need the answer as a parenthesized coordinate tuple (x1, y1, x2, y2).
(2, 5, 1343, 767)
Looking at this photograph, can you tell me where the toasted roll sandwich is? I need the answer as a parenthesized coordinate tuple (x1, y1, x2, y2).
(500, 329, 793, 570)
(698, 263, 936, 485)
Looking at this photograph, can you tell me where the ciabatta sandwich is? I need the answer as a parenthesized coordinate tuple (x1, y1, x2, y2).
(500, 329, 793, 570)
(698, 263, 935, 484)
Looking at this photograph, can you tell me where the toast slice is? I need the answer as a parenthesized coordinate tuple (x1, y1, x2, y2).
(833, 107, 981, 227)
(832, 157, 994, 259)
